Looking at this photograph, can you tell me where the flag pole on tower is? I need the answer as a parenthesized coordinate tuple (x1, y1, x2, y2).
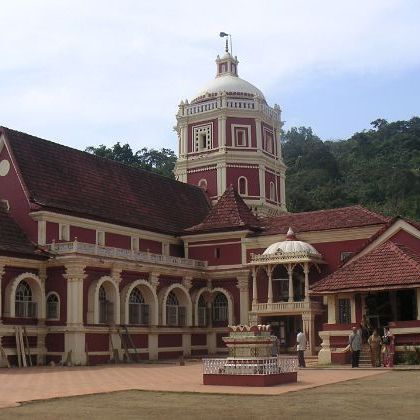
(219, 32, 233, 56)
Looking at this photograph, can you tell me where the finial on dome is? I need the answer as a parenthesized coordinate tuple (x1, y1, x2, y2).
(286, 227, 296, 241)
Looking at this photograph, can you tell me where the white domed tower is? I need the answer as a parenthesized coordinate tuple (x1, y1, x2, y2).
(174, 42, 287, 216)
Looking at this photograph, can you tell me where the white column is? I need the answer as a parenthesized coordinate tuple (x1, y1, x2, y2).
(252, 267, 257, 305)
(302, 312, 315, 355)
(304, 262, 310, 302)
(259, 165, 265, 200)
(287, 264, 294, 302)
(38, 220, 46, 245)
(182, 333, 191, 357)
(148, 334, 158, 360)
(267, 266, 273, 304)
(256, 118, 262, 150)
(63, 263, 87, 365)
(207, 332, 217, 355)
(220, 115, 227, 148)
(327, 295, 336, 324)
(416, 288, 420, 320)
(238, 275, 250, 325)
(350, 294, 356, 323)
(280, 173, 286, 208)
(180, 124, 188, 156)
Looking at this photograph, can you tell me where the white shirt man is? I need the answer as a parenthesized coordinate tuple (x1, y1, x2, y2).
(296, 329, 307, 367)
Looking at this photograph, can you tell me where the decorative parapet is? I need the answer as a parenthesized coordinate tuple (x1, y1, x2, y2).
(203, 356, 297, 375)
(49, 240, 207, 270)
(251, 300, 323, 314)
(249, 250, 324, 265)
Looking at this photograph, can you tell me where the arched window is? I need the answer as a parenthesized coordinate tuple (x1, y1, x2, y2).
(197, 295, 207, 327)
(212, 293, 228, 322)
(46, 293, 60, 320)
(198, 179, 208, 191)
(269, 181, 276, 202)
(238, 177, 248, 196)
(98, 285, 111, 324)
(15, 281, 36, 318)
(166, 290, 186, 326)
(129, 288, 149, 325)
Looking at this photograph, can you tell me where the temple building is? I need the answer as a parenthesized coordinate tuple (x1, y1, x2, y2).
(0, 44, 419, 367)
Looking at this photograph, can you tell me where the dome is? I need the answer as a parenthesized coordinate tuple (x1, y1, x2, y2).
(263, 227, 320, 256)
(193, 75, 265, 101)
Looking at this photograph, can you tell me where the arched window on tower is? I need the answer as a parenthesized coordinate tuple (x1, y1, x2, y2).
(198, 179, 208, 191)
(238, 177, 248, 196)
(269, 181, 276, 202)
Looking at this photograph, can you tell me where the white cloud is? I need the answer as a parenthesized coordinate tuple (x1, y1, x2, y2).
(0, 0, 419, 149)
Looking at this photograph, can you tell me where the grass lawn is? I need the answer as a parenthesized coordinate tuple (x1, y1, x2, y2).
(0, 371, 419, 419)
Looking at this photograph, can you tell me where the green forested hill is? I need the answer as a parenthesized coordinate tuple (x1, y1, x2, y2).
(283, 117, 420, 219)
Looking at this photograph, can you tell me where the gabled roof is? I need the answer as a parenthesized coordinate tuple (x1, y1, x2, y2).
(311, 240, 420, 294)
(1, 127, 211, 235)
(185, 185, 261, 234)
(257, 205, 389, 236)
(0, 207, 48, 259)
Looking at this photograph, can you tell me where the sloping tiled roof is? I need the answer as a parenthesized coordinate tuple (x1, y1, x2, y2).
(1, 127, 211, 235)
(258, 205, 389, 235)
(311, 241, 420, 293)
(185, 185, 261, 234)
(0, 208, 47, 259)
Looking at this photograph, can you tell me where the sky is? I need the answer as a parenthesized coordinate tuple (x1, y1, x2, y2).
(1, 0, 419, 152)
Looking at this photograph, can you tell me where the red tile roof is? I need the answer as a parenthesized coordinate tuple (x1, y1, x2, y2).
(1, 127, 211, 235)
(185, 185, 261, 234)
(0, 208, 48, 259)
(311, 241, 420, 293)
(258, 205, 389, 235)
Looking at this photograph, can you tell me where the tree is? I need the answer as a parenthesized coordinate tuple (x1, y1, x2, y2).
(86, 142, 177, 178)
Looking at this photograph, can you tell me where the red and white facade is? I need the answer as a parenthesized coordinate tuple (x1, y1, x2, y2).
(174, 49, 286, 215)
(0, 46, 419, 368)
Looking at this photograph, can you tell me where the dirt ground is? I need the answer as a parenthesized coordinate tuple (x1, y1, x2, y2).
(0, 371, 419, 419)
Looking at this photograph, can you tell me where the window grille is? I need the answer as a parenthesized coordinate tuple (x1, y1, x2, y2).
(46, 293, 59, 320)
(338, 298, 351, 324)
(15, 281, 37, 318)
(212, 293, 228, 322)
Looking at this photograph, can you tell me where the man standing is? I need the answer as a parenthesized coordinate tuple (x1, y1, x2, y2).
(296, 328, 306, 368)
(349, 326, 362, 368)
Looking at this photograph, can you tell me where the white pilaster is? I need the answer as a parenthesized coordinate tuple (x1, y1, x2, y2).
(327, 295, 336, 324)
(280, 174, 286, 208)
(0, 264, 5, 323)
(220, 115, 226, 148)
(207, 331, 217, 354)
(267, 267, 273, 304)
(304, 262, 310, 302)
(237, 275, 250, 325)
(252, 267, 257, 305)
(148, 333, 159, 360)
(256, 119, 262, 150)
(350, 294, 356, 323)
(259, 164, 265, 199)
(182, 333, 191, 357)
(38, 220, 46, 245)
(287, 264, 294, 302)
(64, 264, 86, 325)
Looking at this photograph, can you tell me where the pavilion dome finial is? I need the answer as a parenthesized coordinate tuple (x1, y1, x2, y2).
(286, 227, 296, 241)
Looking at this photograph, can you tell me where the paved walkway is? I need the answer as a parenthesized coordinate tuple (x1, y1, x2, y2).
(0, 363, 387, 409)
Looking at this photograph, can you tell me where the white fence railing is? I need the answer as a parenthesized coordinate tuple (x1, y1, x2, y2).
(203, 356, 298, 375)
(49, 241, 207, 269)
(251, 301, 322, 313)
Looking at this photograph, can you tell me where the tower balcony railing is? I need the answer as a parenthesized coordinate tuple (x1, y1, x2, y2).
(251, 300, 322, 314)
(49, 240, 208, 270)
(182, 95, 280, 121)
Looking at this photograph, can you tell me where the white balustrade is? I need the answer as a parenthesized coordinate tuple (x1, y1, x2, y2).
(203, 356, 298, 375)
(250, 250, 322, 264)
(251, 300, 322, 314)
(49, 241, 207, 269)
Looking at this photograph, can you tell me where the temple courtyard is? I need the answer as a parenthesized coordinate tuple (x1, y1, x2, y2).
(0, 364, 419, 419)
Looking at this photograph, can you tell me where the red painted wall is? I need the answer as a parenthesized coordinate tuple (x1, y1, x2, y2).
(105, 232, 131, 249)
(191, 334, 207, 346)
(86, 333, 109, 351)
(188, 243, 242, 266)
(119, 270, 149, 291)
(226, 117, 256, 147)
(70, 226, 96, 243)
(139, 238, 162, 254)
(158, 334, 182, 347)
(226, 167, 259, 197)
(389, 229, 420, 253)
(187, 168, 217, 198)
(46, 222, 59, 243)
(45, 333, 65, 352)
(0, 147, 37, 242)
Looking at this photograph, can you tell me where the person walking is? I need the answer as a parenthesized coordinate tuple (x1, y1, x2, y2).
(367, 329, 382, 367)
(296, 328, 306, 368)
(382, 326, 395, 368)
(349, 326, 362, 368)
